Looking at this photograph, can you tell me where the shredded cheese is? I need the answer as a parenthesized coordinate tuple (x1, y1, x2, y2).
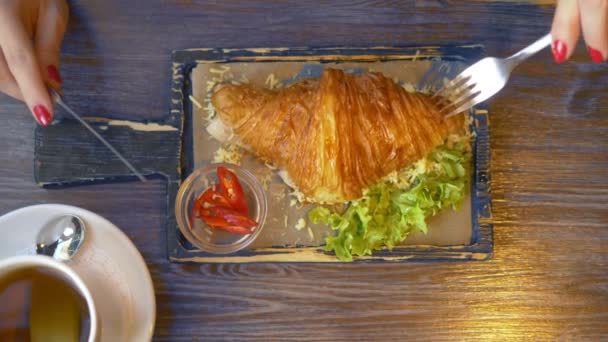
(265, 73, 279, 89)
(271, 188, 286, 201)
(295, 218, 306, 231)
(202, 66, 233, 121)
(289, 188, 306, 205)
(213, 144, 243, 164)
(204, 103, 216, 121)
(264, 162, 278, 170)
(209, 66, 231, 75)
(206, 80, 217, 92)
(189, 95, 203, 109)
(259, 171, 273, 190)
(278, 170, 309, 204)
(402, 82, 416, 93)
(307, 227, 314, 241)
(381, 156, 433, 190)
(419, 84, 434, 95)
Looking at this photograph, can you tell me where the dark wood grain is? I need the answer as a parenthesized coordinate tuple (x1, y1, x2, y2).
(0, 1, 606, 341)
(34, 120, 181, 185)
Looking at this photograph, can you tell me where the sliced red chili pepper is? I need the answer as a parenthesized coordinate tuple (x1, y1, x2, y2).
(191, 197, 202, 225)
(209, 224, 253, 235)
(200, 208, 229, 227)
(212, 207, 258, 228)
(200, 185, 232, 208)
(217, 167, 248, 215)
(200, 207, 258, 229)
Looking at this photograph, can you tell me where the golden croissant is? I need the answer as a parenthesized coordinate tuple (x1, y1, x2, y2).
(211, 68, 463, 203)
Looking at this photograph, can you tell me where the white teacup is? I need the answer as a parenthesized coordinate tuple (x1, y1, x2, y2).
(0, 255, 99, 342)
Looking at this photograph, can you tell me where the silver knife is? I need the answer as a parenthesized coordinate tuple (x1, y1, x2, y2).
(49, 89, 147, 182)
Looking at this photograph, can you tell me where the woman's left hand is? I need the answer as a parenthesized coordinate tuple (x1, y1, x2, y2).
(0, 0, 69, 126)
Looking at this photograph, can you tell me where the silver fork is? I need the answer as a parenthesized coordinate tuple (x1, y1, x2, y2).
(435, 33, 552, 119)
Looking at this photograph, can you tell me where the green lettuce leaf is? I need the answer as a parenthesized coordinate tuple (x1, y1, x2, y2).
(309, 137, 471, 261)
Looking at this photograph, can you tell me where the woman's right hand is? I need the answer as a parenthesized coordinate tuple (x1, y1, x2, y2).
(0, 0, 69, 126)
(551, 0, 607, 64)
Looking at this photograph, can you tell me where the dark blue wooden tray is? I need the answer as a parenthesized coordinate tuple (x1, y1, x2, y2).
(34, 44, 493, 263)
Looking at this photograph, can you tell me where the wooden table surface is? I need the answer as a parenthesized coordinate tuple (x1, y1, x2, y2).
(0, 1, 606, 340)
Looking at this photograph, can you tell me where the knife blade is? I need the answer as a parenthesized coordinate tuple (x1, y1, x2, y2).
(49, 89, 147, 182)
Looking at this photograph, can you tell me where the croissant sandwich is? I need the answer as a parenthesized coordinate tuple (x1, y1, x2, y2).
(209, 68, 464, 204)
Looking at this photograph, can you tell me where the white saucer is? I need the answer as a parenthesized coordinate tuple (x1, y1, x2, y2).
(0, 204, 155, 342)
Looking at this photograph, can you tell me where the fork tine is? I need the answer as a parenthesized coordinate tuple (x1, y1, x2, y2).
(435, 80, 475, 111)
(439, 88, 480, 114)
(433, 75, 466, 99)
(435, 93, 453, 108)
(441, 80, 475, 104)
(444, 91, 483, 119)
(432, 74, 470, 99)
(437, 83, 476, 114)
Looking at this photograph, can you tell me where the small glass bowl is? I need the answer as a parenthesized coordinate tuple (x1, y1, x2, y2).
(175, 163, 267, 254)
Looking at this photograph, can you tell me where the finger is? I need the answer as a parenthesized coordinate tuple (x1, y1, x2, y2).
(579, 0, 608, 63)
(0, 9, 53, 126)
(0, 49, 24, 100)
(35, 0, 69, 90)
(551, 0, 581, 63)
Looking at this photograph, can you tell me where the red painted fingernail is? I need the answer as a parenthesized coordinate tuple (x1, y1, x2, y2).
(587, 46, 605, 64)
(552, 40, 567, 64)
(47, 65, 62, 84)
(33, 105, 51, 126)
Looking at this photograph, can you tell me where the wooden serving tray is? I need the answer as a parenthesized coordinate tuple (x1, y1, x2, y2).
(35, 45, 493, 263)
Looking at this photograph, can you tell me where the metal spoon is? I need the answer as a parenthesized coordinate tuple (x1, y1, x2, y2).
(36, 215, 86, 261)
